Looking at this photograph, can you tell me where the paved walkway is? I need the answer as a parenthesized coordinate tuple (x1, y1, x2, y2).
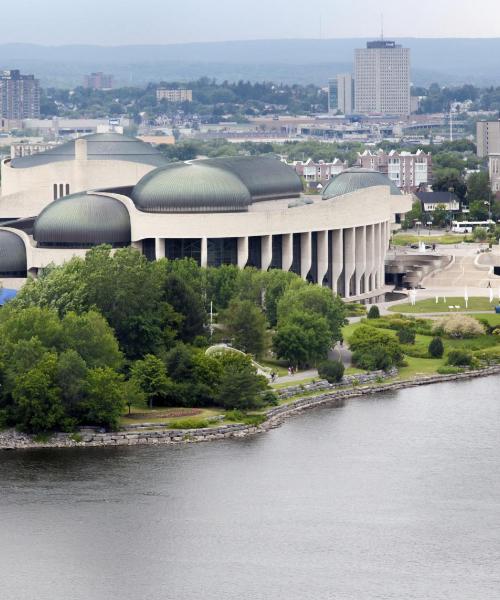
(274, 343, 353, 384)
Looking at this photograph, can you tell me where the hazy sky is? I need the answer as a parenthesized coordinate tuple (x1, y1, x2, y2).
(4, 0, 500, 45)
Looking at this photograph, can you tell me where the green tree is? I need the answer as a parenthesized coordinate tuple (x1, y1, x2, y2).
(56, 349, 88, 415)
(61, 311, 123, 369)
(217, 353, 268, 411)
(130, 354, 171, 409)
(432, 168, 467, 200)
(273, 311, 332, 367)
(221, 299, 268, 357)
(467, 171, 491, 205)
(272, 323, 309, 367)
(428, 337, 444, 358)
(432, 203, 448, 228)
(277, 283, 346, 344)
(81, 368, 126, 430)
(261, 270, 298, 326)
(12, 353, 65, 433)
(162, 272, 207, 343)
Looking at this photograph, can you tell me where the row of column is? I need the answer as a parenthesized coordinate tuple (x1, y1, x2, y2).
(148, 222, 390, 299)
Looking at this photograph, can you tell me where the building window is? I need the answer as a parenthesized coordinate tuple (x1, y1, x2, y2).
(270, 235, 282, 269)
(53, 184, 58, 200)
(165, 238, 201, 265)
(207, 238, 237, 267)
(247, 236, 262, 269)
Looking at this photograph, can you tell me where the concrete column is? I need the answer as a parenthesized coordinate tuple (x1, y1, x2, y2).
(131, 240, 143, 253)
(355, 226, 366, 296)
(374, 223, 381, 289)
(154, 238, 165, 260)
(344, 227, 356, 298)
(366, 225, 376, 292)
(316, 230, 328, 285)
(237, 236, 249, 269)
(201, 237, 208, 268)
(300, 231, 312, 280)
(282, 233, 293, 272)
(331, 229, 343, 295)
(261, 235, 272, 271)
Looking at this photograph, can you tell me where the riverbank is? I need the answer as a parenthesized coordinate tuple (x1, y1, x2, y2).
(2, 365, 500, 451)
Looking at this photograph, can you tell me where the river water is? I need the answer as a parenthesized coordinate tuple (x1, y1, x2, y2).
(1, 376, 500, 600)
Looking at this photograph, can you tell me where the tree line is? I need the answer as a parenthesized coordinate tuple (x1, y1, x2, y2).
(0, 247, 346, 434)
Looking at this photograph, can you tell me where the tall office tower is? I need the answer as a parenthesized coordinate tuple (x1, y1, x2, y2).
(476, 120, 500, 158)
(327, 78, 338, 113)
(354, 40, 410, 116)
(337, 74, 354, 115)
(0, 70, 40, 119)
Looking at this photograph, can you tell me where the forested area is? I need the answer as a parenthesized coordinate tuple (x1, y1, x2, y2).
(0, 247, 346, 434)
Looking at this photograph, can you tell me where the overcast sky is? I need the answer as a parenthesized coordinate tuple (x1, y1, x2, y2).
(4, 0, 500, 45)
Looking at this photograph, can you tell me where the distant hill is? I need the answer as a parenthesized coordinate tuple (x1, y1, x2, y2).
(1, 38, 500, 88)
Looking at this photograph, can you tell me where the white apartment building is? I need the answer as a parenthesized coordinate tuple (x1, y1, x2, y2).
(156, 89, 193, 103)
(337, 74, 354, 115)
(354, 40, 411, 116)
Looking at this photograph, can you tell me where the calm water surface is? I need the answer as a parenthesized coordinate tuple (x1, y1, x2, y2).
(1, 376, 500, 600)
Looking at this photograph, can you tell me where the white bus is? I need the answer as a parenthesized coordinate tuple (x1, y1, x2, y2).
(451, 220, 495, 233)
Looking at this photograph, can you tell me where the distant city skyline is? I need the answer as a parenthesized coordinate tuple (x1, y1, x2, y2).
(3, 0, 500, 45)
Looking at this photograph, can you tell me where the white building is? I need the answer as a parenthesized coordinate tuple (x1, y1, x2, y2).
(0, 142, 412, 301)
(0, 133, 168, 220)
(337, 74, 354, 115)
(354, 40, 411, 116)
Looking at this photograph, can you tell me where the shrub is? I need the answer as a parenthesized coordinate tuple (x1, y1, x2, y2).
(225, 410, 267, 426)
(437, 366, 461, 375)
(261, 390, 279, 406)
(168, 418, 210, 429)
(349, 325, 404, 371)
(428, 337, 445, 358)
(367, 305, 380, 319)
(447, 349, 474, 367)
(317, 360, 345, 383)
(397, 327, 416, 344)
(433, 315, 485, 339)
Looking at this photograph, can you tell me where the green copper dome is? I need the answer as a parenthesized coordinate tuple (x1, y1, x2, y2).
(131, 162, 252, 213)
(203, 156, 303, 200)
(34, 193, 131, 248)
(0, 230, 27, 275)
(322, 168, 402, 200)
(11, 132, 168, 169)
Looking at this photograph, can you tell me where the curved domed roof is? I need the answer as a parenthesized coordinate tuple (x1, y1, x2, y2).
(11, 133, 168, 169)
(34, 193, 131, 247)
(0, 230, 27, 275)
(131, 162, 252, 213)
(203, 156, 303, 201)
(322, 168, 402, 200)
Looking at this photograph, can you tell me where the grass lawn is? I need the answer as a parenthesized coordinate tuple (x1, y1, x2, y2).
(120, 407, 222, 426)
(469, 313, 500, 326)
(271, 377, 317, 389)
(392, 233, 466, 246)
(389, 297, 499, 314)
(397, 356, 446, 379)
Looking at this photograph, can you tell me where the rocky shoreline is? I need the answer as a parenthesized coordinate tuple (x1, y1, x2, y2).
(2, 366, 500, 451)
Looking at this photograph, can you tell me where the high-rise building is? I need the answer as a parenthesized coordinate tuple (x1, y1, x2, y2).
(337, 74, 354, 115)
(354, 40, 410, 116)
(0, 70, 40, 119)
(476, 120, 500, 158)
(327, 79, 338, 113)
(328, 75, 354, 115)
(84, 72, 114, 90)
